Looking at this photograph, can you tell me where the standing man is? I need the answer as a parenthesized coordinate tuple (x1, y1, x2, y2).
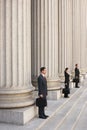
(38, 67, 49, 119)
(75, 64, 80, 88)
(64, 67, 70, 98)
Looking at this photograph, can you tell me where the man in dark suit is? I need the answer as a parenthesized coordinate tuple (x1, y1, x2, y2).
(64, 68, 70, 98)
(38, 67, 49, 119)
(75, 64, 80, 88)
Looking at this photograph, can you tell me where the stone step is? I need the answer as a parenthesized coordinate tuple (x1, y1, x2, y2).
(55, 87, 87, 130)
(0, 83, 86, 130)
(39, 86, 85, 130)
(27, 84, 83, 130)
(72, 102, 87, 130)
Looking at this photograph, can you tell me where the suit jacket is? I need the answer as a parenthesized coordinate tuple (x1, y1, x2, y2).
(64, 71, 70, 84)
(38, 74, 47, 98)
(75, 68, 80, 83)
(75, 68, 80, 77)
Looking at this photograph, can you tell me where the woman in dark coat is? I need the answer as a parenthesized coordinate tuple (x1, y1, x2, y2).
(64, 67, 70, 98)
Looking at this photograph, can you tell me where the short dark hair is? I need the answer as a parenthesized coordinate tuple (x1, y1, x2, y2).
(40, 67, 46, 72)
(75, 64, 78, 66)
(65, 67, 68, 72)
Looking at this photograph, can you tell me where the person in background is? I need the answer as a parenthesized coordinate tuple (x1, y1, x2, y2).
(38, 67, 49, 119)
(75, 64, 80, 88)
(64, 67, 70, 98)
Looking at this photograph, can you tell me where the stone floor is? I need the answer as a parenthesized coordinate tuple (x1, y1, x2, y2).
(0, 79, 87, 130)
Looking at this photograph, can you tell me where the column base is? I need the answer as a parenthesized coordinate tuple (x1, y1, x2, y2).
(0, 87, 35, 108)
(0, 105, 37, 125)
(33, 78, 62, 100)
(47, 89, 62, 100)
(81, 73, 87, 79)
(80, 75, 84, 82)
(32, 77, 61, 90)
(70, 81, 75, 88)
(34, 89, 62, 100)
(85, 73, 87, 79)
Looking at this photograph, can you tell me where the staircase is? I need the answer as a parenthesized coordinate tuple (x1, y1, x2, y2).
(26, 79, 87, 130)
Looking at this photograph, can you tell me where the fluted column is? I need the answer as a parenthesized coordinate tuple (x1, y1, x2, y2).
(72, 0, 81, 68)
(72, 0, 87, 75)
(58, 0, 73, 79)
(32, 0, 60, 90)
(80, 0, 87, 73)
(65, 0, 73, 70)
(58, 0, 87, 77)
(58, 0, 66, 76)
(0, 0, 34, 108)
(86, 1, 87, 71)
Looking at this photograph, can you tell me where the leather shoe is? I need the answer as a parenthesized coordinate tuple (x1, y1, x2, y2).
(39, 116, 46, 119)
(64, 96, 69, 98)
(44, 115, 49, 118)
(75, 86, 80, 88)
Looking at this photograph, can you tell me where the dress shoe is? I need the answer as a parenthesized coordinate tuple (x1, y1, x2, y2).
(75, 86, 80, 88)
(64, 96, 69, 98)
(44, 115, 49, 118)
(39, 116, 46, 119)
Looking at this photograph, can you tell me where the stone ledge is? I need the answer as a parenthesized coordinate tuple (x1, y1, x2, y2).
(34, 89, 62, 100)
(0, 105, 37, 125)
(47, 90, 61, 100)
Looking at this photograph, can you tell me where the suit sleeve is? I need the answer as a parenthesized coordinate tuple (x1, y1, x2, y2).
(79, 69, 80, 75)
(38, 77, 43, 96)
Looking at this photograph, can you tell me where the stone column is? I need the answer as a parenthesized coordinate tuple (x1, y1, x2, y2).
(80, 0, 87, 74)
(72, 0, 81, 68)
(65, 0, 73, 70)
(58, 0, 65, 76)
(58, 0, 73, 79)
(0, 0, 36, 125)
(86, 0, 87, 72)
(72, 0, 87, 79)
(31, 0, 61, 100)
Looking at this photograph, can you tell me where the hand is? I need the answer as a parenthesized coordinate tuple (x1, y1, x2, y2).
(76, 76, 78, 79)
(40, 94, 43, 98)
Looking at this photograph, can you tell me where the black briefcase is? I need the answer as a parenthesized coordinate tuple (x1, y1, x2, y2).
(62, 88, 65, 94)
(73, 78, 76, 82)
(36, 97, 47, 107)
